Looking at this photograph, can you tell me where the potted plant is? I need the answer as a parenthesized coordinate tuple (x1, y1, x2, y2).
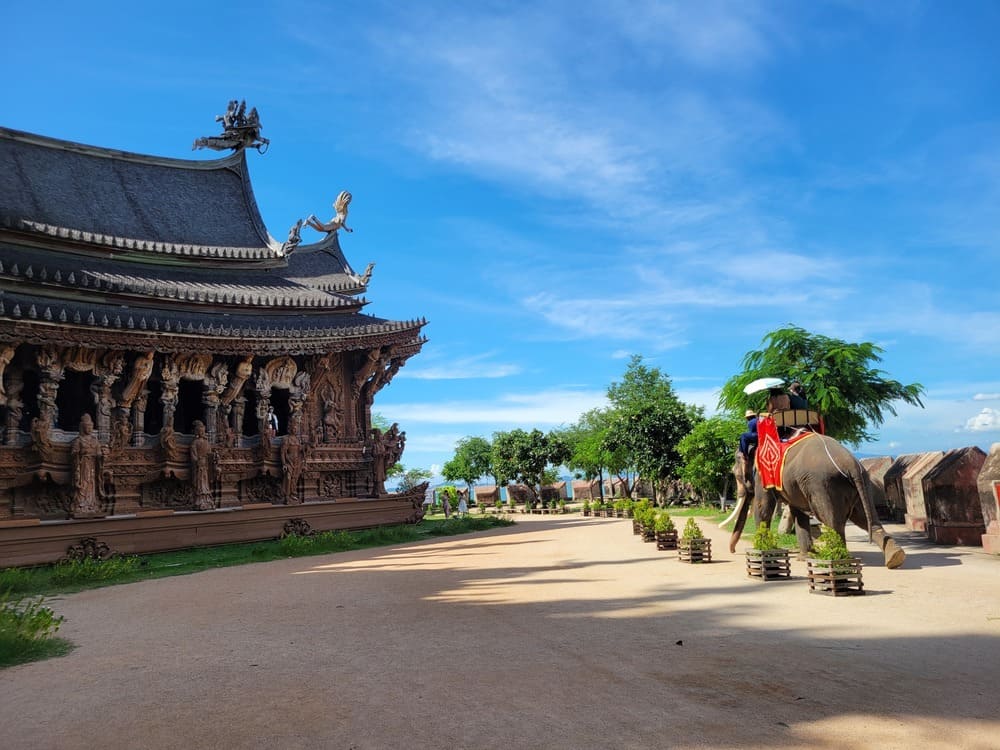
(639, 508, 657, 542)
(558, 498, 566, 514)
(654, 511, 678, 550)
(746, 523, 790, 580)
(807, 526, 864, 596)
(678, 518, 711, 563)
(582, 499, 591, 517)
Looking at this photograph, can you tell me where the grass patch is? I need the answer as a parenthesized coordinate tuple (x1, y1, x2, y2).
(0, 592, 74, 669)
(0, 515, 516, 598)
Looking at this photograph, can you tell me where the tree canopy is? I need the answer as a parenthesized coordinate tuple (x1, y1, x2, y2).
(491, 428, 570, 503)
(442, 436, 493, 491)
(718, 326, 925, 446)
(677, 415, 744, 503)
(602, 355, 702, 494)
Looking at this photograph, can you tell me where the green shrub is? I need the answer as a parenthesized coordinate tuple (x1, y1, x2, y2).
(752, 523, 782, 551)
(654, 512, 675, 533)
(681, 518, 704, 541)
(809, 526, 851, 560)
(582, 499, 591, 513)
(0, 591, 71, 668)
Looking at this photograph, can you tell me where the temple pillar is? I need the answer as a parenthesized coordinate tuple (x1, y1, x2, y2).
(4, 370, 24, 445)
(232, 397, 246, 447)
(133, 389, 148, 446)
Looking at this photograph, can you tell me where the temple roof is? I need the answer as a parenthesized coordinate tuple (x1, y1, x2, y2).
(0, 127, 277, 258)
(0, 123, 426, 355)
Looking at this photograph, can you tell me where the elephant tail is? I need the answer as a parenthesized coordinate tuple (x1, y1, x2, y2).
(848, 454, 875, 544)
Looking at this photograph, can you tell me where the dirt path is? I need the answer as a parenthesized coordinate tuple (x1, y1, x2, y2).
(2, 515, 998, 750)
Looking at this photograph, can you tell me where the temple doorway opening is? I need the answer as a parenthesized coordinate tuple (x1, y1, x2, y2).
(18, 370, 40, 431)
(144, 380, 164, 435)
(56, 370, 95, 430)
(174, 379, 205, 433)
(270, 387, 290, 436)
(242, 390, 259, 436)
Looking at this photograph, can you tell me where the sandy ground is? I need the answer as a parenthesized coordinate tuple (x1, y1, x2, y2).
(1, 514, 998, 750)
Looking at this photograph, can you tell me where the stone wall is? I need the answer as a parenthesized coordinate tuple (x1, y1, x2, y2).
(922, 447, 987, 545)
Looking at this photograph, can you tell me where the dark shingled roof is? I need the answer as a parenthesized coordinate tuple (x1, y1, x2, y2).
(0, 123, 427, 355)
(0, 126, 273, 254)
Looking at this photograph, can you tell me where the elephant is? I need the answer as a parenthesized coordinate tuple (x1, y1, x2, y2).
(729, 434, 906, 569)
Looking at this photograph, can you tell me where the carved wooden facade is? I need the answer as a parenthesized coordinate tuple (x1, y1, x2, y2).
(0, 124, 426, 525)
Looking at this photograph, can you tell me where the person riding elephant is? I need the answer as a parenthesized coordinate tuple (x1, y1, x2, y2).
(729, 432, 906, 568)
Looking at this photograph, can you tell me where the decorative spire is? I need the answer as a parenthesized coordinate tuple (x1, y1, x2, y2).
(192, 99, 270, 154)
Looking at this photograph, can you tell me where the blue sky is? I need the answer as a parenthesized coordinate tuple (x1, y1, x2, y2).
(4, 1, 999, 478)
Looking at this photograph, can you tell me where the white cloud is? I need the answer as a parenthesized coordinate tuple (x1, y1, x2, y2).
(401, 352, 523, 380)
(974, 393, 1000, 401)
(381, 388, 608, 427)
(966, 408, 1000, 433)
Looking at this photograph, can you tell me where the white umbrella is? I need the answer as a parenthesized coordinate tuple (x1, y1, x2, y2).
(742, 377, 785, 395)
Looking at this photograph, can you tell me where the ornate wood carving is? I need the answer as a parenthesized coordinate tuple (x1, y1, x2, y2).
(120, 351, 154, 409)
(0, 344, 14, 403)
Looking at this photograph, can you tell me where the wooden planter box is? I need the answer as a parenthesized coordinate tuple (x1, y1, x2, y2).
(656, 530, 678, 550)
(641, 527, 656, 543)
(807, 557, 864, 596)
(631, 520, 641, 535)
(678, 537, 712, 563)
(746, 549, 791, 580)
(583, 509, 591, 516)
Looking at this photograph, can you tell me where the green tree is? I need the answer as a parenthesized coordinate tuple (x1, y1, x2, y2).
(677, 414, 745, 505)
(394, 466, 432, 492)
(718, 326, 925, 446)
(492, 429, 570, 505)
(442, 436, 493, 498)
(562, 409, 616, 500)
(602, 356, 702, 498)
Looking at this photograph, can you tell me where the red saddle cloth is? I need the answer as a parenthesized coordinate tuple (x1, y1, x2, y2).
(755, 416, 816, 491)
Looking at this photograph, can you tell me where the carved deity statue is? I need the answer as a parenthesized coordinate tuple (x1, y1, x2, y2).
(352, 348, 382, 398)
(281, 432, 305, 504)
(0, 345, 14, 401)
(190, 420, 215, 511)
(371, 427, 388, 496)
(120, 351, 155, 408)
(71, 414, 104, 517)
(304, 191, 353, 235)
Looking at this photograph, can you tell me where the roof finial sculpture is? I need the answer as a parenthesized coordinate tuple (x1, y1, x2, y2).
(304, 191, 353, 235)
(192, 99, 270, 154)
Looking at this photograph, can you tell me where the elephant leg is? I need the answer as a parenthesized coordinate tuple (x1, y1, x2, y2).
(848, 502, 906, 569)
(791, 507, 813, 558)
(777, 502, 795, 534)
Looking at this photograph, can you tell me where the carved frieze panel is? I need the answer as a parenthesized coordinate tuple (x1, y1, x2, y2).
(142, 478, 194, 509)
(261, 356, 297, 391)
(61, 346, 97, 373)
(19, 479, 72, 519)
(239, 474, 280, 504)
(175, 353, 213, 380)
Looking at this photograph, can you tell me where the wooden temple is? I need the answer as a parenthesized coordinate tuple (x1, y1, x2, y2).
(0, 110, 427, 565)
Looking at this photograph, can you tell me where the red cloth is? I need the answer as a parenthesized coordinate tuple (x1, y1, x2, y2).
(755, 416, 817, 490)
